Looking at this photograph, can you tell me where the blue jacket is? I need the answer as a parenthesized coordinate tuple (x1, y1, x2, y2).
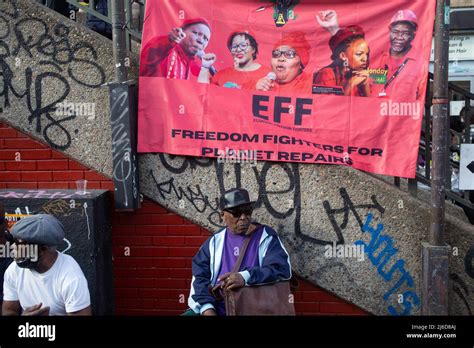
(188, 225, 292, 314)
(86, 0, 112, 37)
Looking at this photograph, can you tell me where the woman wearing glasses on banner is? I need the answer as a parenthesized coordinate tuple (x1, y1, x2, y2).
(198, 30, 271, 90)
(255, 31, 313, 94)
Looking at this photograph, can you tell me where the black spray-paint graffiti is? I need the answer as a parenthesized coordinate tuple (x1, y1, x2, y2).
(450, 273, 472, 315)
(465, 246, 474, 279)
(0, 1, 106, 150)
(151, 155, 474, 314)
(110, 86, 138, 209)
(151, 155, 385, 246)
(450, 245, 474, 315)
(151, 154, 322, 241)
(321, 188, 385, 245)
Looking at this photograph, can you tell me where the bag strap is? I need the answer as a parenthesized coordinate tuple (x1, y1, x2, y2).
(231, 237, 251, 273)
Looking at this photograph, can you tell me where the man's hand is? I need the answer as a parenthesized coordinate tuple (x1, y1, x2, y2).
(22, 303, 50, 316)
(218, 272, 245, 291)
(200, 53, 217, 68)
(256, 77, 274, 91)
(202, 308, 217, 316)
(316, 10, 340, 36)
(168, 27, 186, 44)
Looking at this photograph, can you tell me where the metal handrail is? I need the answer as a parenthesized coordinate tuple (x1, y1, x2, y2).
(429, 72, 474, 99)
(65, 0, 145, 49)
(411, 72, 474, 218)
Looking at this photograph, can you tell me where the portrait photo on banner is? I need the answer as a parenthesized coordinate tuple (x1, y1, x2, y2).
(138, 0, 436, 179)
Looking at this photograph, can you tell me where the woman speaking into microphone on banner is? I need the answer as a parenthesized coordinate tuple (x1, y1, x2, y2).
(255, 31, 313, 94)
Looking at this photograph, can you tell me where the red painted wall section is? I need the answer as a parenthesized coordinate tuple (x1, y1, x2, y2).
(0, 122, 368, 316)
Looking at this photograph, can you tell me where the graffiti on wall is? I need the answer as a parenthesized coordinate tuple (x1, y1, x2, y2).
(110, 85, 139, 209)
(4, 205, 73, 254)
(356, 213, 420, 315)
(151, 154, 303, 235)
(322, 187, 384, 245)
(450, 245, 474, 315)
(151, 155, 386, 246)
(149, 154, 474, 315)
(0, 0, 105, 150)
(149, 155, 407, 313)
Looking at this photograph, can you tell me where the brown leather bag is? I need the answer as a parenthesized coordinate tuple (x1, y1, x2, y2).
(224, 237, 295, 316)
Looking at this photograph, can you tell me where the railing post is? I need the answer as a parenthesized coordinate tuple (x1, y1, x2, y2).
(108, 0, 139, 211)
(408, 178, 418, 196)
(422, 0, 450, 316)
(464, 96, 472, 144)
(430, 0, 450, 249)
(124, 0, 132, 52)
(111, 0, 128, 82)
(394, 176, 400, 187)
(446, 90, 452, 191)
(424, 81, 432, 180)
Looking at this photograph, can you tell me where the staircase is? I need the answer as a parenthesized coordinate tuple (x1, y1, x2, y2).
(1, 0, 473, 315)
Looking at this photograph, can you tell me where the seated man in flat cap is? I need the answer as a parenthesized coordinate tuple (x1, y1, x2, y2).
(187, 188, 292, 316)
(2, 214, 91, 316)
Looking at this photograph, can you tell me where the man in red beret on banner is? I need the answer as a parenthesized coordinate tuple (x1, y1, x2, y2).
(140, 18, 214, 80)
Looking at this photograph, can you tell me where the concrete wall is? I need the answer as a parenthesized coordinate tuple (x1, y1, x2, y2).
(1, 0, 473, 315)
(140, 154, 474, 315)
(0, 121, 368, 316)
(0, 0, 114, 174)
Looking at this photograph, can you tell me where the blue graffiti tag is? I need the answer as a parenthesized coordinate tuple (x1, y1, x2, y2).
(355, 213, 420, 315)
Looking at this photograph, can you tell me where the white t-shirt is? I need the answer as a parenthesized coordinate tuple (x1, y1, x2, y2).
(3, 252, 91, 315)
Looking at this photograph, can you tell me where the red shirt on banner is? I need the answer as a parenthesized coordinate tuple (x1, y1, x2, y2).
(313, 64, 365, 97)
(268, 72, 313, 94)
(140, 36, 201, 80)
(372, 49, 426, 102)
(138, 1, 436, 178)
(211, 65, 272, 90)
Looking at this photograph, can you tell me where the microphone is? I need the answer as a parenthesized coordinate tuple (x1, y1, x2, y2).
(259, 72, 276, 91)
(197, 50, 217, 76)
(267, 72, 276, 81)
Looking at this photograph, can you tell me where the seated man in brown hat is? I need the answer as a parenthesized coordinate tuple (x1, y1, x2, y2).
(187, 188, 292, 316)
(2, 214, 91, 316)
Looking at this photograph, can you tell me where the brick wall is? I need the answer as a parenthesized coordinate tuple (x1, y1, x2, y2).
(0, 122, 368, 316)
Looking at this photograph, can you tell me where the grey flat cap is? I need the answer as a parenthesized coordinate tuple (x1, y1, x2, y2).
(11, 214, 65, 246)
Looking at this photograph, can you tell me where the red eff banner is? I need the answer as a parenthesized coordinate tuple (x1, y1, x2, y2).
(138, 0, 436, 178)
